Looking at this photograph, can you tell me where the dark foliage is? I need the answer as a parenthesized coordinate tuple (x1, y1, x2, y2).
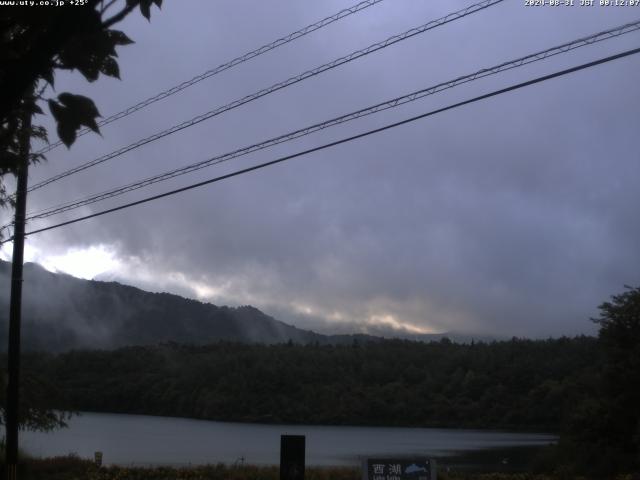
(14, 337, 599, 431)
(0, 0, 162, 434)
(558, 286, 640, 475)
(0, 0, 162, 207)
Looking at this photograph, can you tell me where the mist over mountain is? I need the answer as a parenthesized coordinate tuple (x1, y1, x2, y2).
(0, 261, 312, 351)
(0, 261, 491, 351)
(0, 261, 404, 351)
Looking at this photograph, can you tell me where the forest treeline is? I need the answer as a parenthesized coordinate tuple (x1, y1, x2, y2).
(17, 336, 599, 431)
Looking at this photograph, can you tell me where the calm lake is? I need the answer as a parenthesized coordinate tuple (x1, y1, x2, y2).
(21, 412, 556, 467)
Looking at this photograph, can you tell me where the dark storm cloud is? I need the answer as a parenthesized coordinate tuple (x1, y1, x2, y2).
(7, 0, 639, 337)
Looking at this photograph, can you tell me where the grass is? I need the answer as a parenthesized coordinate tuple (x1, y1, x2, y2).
(2, 456, 356, 480)
(1, 455, 636, 479)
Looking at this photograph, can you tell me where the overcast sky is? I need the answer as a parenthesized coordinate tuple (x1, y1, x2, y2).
(2, 0, 639, 338)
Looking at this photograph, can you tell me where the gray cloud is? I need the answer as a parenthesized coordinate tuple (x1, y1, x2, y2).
(6, 0, 639, 338)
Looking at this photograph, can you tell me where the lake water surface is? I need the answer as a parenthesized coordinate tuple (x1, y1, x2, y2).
(22, 412, 556, 467)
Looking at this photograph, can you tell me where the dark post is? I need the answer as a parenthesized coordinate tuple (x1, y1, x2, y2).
(280, 435, 305, 480)
(5, 105, 31, 480)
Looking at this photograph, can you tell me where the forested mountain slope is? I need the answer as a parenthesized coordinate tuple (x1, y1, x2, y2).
(0, 261, 328, 350)
(0, 261, 475, 351)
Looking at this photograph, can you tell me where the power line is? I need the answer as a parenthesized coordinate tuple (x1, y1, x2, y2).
(27, 0, 504, 193)
(21, 19, 640, 222)
(6, 45, 638, 244)
(35, 0, 388, 156)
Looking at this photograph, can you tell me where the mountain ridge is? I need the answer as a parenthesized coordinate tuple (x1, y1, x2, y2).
(0, 260, 487, 351)
(0, 260, 381, 351)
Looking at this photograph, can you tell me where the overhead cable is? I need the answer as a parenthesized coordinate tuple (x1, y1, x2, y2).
(27, 0, 504, 192)
(35, 0, 388, 155)
(22, 19, 640, 222)
(6, 45, 638, 244)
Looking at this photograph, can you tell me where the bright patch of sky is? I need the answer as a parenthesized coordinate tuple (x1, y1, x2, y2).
(1, 242, 121, 280)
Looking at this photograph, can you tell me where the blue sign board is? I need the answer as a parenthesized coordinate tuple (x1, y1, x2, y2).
(363, 458, 435, 480)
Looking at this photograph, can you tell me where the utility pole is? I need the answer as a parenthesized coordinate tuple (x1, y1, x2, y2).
(5, 102, 31, 480)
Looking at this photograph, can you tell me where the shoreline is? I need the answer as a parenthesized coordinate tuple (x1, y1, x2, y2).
(65, 410, 563, 436)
